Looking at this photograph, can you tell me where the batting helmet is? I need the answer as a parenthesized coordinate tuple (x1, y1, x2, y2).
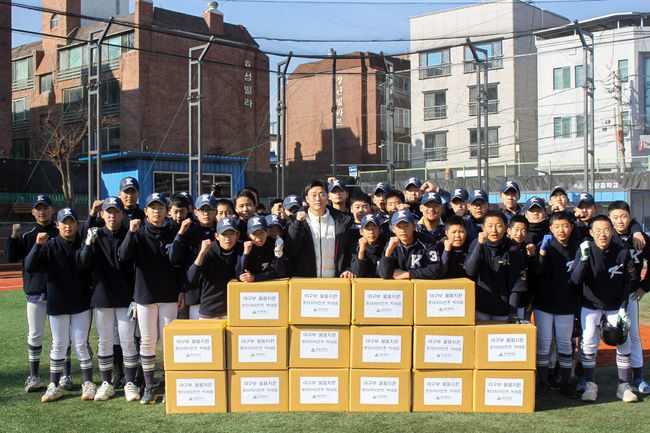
(600, 315, 629, 347)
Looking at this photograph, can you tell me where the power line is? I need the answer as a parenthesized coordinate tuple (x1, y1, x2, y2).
(222, 0, 611, 4)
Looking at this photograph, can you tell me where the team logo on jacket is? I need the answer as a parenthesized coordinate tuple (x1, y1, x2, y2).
(410, 254, 422, 268)
(608, 264, 623, 278)
(629, 249, 641, 264)
(261, 261, 271, 271)
(566, 260, 574, 271)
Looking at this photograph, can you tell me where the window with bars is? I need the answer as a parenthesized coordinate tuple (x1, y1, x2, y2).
(463, 41, 503, 72)
(424, 91, 447, 120)
(424, 132, 447, 161)
(469, 128, 499, 158)
(468, 84, 498, 115)
(419, 49, 451, 79)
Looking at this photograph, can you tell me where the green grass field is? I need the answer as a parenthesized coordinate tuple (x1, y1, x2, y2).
(1, 289, 649, 433)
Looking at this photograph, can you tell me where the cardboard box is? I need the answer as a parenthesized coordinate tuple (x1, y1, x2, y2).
(475, 322, 536, 370)
(413, 278, 475, 325)
(163, 319, 227, 371)
(227, 370, 289, 412)
(289, 278, 351, 325)
(412, 370, 474, 412)
(349, 369, 411, 412)
(227, 280, 289, 327)
(289, 368, 349, 411)
(226, 327, 288, 370)
(289, 326, 350, 368)
(413, 326, 475, 370)
(351, 279, 413, 325)
(164, 370, 227, 414)
(473, 370, 535, 413)
(350, 325, 412, 370)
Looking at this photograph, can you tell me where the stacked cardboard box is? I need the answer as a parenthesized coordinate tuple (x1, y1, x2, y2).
(226, 280, 290, 412)
(411, 279, 475, 412)
(288, 278, 351, 411)
(163, 319, 228, 414)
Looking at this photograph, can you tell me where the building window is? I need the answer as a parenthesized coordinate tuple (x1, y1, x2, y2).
(576, 115, 584, 138)
(59, 45, 86, 71)
(101, 80, 120, 106)
(554, 67, 571, 89)
(101, 32, 135, 63)
(12, 139, 30, 159)
(153, 172, 233, 198)
(12, 98, 29, 122)
(464, 40, 503, 72)
(201, 174, 233, 198)
(575, 65, 584, 88)
(468, 84, 498, 115)
(63, 87, 84, 112)
(50, 14, 58, 30)
(12, 57, 34, 91)
(622, 111, 630, 136)
(469, 128, 498, 158)
(424, 91, 447, 120)
(424, 132, 447, 161)
(618, 59, 628, 82)
(393, 107, 410, 134)
(39, 74, 53, 94)
(102, 127, 120, 151)
(419, 49, 451, 79)
(554, 117, 572, 139)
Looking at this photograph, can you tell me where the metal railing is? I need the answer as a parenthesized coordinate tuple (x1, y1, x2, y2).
(11, 119, 29, 132)
(469, 100, 498, 116)
(463, 57, 503, 73)
(418, 65, 451, 79)
(424, 105, 447, 120)
(11, 78, 34, 92)
(102, 103, 120, 117)
(0, 192, 88, 208)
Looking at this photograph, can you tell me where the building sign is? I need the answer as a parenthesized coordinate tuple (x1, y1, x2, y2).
(243, 59, 254, 108)
(335, 76, 343, 126)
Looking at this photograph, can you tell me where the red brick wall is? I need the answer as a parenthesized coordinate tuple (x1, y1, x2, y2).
(0, 2, 11, 155)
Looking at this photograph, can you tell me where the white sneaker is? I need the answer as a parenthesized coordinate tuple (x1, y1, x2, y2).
(616, 382, 638, 403)
(581, 381, 598, 402)
(59, 375, 73, 391)
(94, 381, 115, 401)
(41, 382, 63, 402)
(124, 381, 141, 402)
(25, 375, 44, 392)
(81, 381, 97, 401)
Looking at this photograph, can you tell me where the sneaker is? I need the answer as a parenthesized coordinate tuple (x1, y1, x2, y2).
(59, 375, 73, 391)
(559, 383, 577, 398)
(536, 382, 548, 397)
(581, 381, 598, 402)
(25, 375, 44, 392)
(575, 376, 587, 392)
(94, 381, 115, 401)
(112, 368, 125, 389)
(140, 385, 157, 405)
(616, 382, 638, 403)
(81, 381, 97, 401)
(634, 378, 650, 394)
(41, 382, 62, 402)
(124, 381, 141, 402)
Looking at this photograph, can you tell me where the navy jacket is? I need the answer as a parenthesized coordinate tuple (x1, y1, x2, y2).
(78, 226, 134, 308)
(84, 205, 146, 233)
(440, 241, 470, 279)
(25, 235, 91, 315)
(350, 234, 387, 278)
(612, 230, 650, 293)
(236, 239, 287, 282)
(378, 232, 441, 279)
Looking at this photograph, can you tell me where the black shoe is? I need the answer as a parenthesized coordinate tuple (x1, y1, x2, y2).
(536, 382, 549, 397)
(112, 368, 125, 389)
(548, 377, 560, 391)
(559, 383, 578, 398)
(140, 385, 157, 405)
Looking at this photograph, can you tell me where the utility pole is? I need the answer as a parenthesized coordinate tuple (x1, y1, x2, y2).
(577, 23, 595, 194)
(467, 38, 488, 192)
(87, 20, 112, 205)
(277, 55, 291, 198)
(188, 36, 215, 197)
(614, 68, 626, 173)
(381, 53, 395, 185)
(482, 62, 489, 196)
(330, 49, 337, 176)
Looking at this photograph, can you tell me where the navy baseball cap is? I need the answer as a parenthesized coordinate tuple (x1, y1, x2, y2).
(283, 195, 300, 211)
(102, 196, 125, 212)
(550, 185, 567, 196)
(265, 214, 285, 229)
(195, 194, 217, 210)
(145, 193, 168, 208)
(360, 214, 380, 229)
(421, 191, 442, 205)
(32, 194, 53, 208)
(468, 189, 488, 204)
(391, 209, 415, 226)
(179, 192, 193, 206)
(523, 197, 546, 213)
(404, 177, 422, 189)
(56, 207, 78, 223)
(247, 216, 268, 234)
(574, 192, 595, 207)
(373, 182, 391, 195)
(217, 217, 238, 234)
(119, 177, 139, 192)
(451, 188, 469, 202)
(500, 180, 520, 194)
(328, 179, 346, 193)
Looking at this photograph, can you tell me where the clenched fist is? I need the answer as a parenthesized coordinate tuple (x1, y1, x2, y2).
(478, 232, 487, 244)
(295, 210, 307, 221)
(129, 219, 141, 233)
(243, 241, 253, 255)
(11, 224, 21, 239)
(178, 218, 192, 235)
(90, 200, 104, 217)
(200, 238, 212, 254)
(36, 233, 49, 245)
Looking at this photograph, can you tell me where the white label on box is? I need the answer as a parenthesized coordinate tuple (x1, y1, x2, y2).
(424, 335, 464, 364)
(484, 378, 525, 406)
(238, 335, 278, 363)
(240, 377, 280, 405)
(176, 378, 216, 407)
(487, 334, 527, 362)
(299, 330, 339, 359)
(300, 289, 341, 318)
(240, 292, 279, 320)
(423, 378, 463, 406)
(359, 377, 400, 405)
(299, 376, 339, 404)
(362, 334, 402, 363)
(173, 335, 213, 363)
(426, 289, 466, 317)
(364, 290, 403, 318)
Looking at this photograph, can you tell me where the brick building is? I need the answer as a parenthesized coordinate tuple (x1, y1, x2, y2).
(8, 0, 269, 196)
(0, 2, 10, 153)
(285, 53, 410, 176)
